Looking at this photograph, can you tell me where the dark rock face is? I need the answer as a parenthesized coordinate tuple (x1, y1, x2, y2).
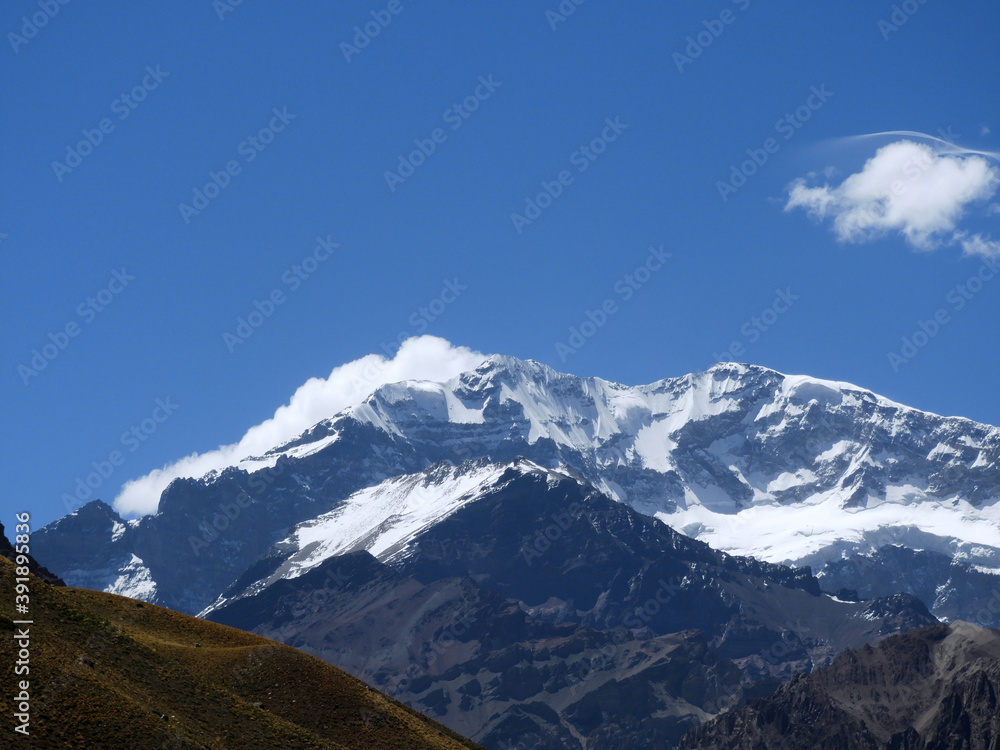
(32, 423, 425, 613)
(678, 622, 1000, 750)
(207, 467, 938, 750)
(820, 545, 1000, 627)
(0, 552, 483, 750)
(0, 519, 63, 585)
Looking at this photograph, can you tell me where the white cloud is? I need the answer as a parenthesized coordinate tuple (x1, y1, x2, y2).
(113, 337, 486, 517)
(785, 139, 1000, 250)
(955, 232, 1000, 259)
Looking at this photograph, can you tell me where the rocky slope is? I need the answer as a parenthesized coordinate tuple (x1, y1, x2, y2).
(205, 461, 938, 750)
(0, 531, 481, 749)
(819, 545, 1000, 628)
(0, 519, 63, 585)
(678, 621, 1000, 750)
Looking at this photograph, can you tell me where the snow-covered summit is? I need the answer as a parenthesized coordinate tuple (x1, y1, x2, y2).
(199, 457, 575, 616)
(33, 354, 1000, 616)
(246, 356, 1000, 568)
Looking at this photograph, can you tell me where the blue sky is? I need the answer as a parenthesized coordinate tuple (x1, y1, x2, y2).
(3, 0, 999, 528)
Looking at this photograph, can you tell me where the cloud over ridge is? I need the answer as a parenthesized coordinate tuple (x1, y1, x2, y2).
(113, 337, 486, 517)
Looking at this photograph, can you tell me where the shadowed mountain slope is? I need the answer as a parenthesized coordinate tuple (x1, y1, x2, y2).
(678, 621, 1000, 750)
(0, 546, 481, 749)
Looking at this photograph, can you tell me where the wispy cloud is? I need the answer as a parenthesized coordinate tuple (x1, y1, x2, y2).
(955, 232, 1000, 258)
(113, 337, 486, 517)
(785, 133, 1000, 257)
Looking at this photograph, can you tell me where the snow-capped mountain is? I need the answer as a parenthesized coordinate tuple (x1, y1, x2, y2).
(199, 459, 525, 616)
(204, 460, 938, 750)
(33, 353, 1000, 749)
(34, 355, 1000, 621)
(238, 355, 1000, 568)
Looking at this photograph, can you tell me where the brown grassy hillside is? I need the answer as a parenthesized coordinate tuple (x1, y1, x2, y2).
(1, 553, 483, 749)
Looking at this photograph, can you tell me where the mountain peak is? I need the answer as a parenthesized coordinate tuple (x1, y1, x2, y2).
(37, 352, 1000, 622)
(703, 361, 766, 376)
(57, 499, 123, 527)
(0, 521, 64, 585)
(471, 353, 569, 386)
(270, 353, 1000, 580)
